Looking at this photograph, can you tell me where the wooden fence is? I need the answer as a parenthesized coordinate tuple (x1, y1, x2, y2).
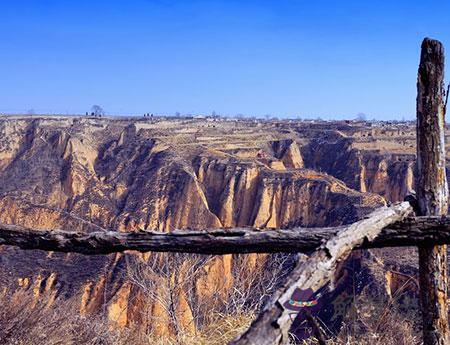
(0, 37, 449, 345)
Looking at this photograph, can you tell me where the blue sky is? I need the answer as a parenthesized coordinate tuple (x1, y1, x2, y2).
(1, 1, 450, 120)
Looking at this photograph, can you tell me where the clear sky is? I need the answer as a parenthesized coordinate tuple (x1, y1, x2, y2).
(1, 1, 450, 120)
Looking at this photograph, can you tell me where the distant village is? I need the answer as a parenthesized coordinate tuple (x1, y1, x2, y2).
(0, 105, 417, 129)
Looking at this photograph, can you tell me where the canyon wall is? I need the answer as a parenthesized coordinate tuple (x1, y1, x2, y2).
(0, 116, 432, 337)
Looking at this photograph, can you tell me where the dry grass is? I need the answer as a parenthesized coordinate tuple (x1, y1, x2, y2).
(298, 281, 421, 345)
(0, 291, 255, 345)
(194, 311, 255, 345)
(0, 253, 421, 345)
(0, 292, 125, 345)
(0, 253, 286, 345)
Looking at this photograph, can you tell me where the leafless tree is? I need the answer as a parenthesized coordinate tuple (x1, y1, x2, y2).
(91, 105, 105, 117)
(125, 253, 295, 343)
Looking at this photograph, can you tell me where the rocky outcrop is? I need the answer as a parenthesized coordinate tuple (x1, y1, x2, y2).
(270, 139, 304, 169)
(302, 137, 416, 202)
(0, 116, 406, 336)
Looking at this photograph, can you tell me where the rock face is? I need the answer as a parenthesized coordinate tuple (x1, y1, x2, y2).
(0, 115, 436, 335)
(270, 139, 304, 169)
(303, 137, 416, 201)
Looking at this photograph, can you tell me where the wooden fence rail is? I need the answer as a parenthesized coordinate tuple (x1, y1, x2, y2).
(6, 208, 450, 255)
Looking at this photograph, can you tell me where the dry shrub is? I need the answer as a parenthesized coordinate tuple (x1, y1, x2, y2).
(0, 291, 129, 345)
(194, 311, 255, 345)
(299, 277, 421, 345)
(0, 253, 293, 345)
(128, 311, 254, 345)
(125, 253, 294, 343)
(334, 272, 421, 345)
(0, 251, 424, 345)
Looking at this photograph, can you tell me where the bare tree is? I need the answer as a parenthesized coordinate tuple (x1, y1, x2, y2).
(124, 253, 294, 343)
(126, 253, 210, 342)
(91, 105, 105, 117)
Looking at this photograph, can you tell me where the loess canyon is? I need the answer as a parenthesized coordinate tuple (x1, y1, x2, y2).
(0, 115, 441, 341)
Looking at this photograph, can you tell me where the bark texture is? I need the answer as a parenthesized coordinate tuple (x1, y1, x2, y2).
(7, 213, 450, 255)
(231, 202, 412, 345)
(416, 37, 449, 345)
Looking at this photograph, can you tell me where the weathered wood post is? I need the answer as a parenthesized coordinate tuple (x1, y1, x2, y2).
(416, 37, 449, 345)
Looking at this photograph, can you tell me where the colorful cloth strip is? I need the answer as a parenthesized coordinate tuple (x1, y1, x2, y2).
(288, 299, 318, 307)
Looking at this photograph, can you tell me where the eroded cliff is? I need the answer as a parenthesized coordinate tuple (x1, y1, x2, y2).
(0, 116, 419, 336)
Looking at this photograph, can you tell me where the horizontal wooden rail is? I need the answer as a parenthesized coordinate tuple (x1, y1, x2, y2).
(3, 203, 450, 255)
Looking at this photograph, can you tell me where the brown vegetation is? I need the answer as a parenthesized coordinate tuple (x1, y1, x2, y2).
(0, 255, 423, 345)
(0, 253, 294, 345)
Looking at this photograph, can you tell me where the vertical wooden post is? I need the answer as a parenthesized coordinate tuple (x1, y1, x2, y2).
(417, 37, 449, 345)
